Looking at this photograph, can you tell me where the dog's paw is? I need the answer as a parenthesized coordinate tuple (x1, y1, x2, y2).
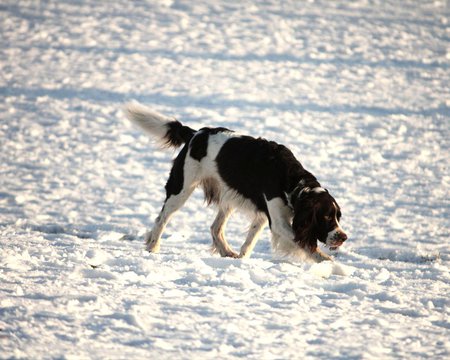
(145, 231, 160, 253)
(311, 249, 334, 263)
(238, 251, 251, 259)
(221, 250, 239, 258)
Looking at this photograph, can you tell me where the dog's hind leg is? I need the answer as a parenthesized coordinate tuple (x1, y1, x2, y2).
(210, 207, 238, 258)
(239, 214, 267, 258)
(146, 145, 198, 252)
(145, 188, 195, 252)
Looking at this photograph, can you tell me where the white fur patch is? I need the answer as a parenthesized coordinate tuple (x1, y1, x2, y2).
(125, 102, 176, 144)
(298, 186, 326, 197)
(191, 132, 259, 214)
(312, 187, 326, 193)
(325, 218, 346, 247)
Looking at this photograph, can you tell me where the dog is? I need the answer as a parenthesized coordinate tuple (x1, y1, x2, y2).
(125, 103, 347, 262)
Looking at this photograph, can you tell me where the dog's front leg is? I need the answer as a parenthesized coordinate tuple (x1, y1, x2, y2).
(266, 197, 332, 262)
(210, 208, 239, 258)
(266, 197, 298, 251)
(311, 247, 333, 262)
(239, 214, 267, 258)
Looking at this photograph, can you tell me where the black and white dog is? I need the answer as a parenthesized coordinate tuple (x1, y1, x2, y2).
(125, 103, 347, 262)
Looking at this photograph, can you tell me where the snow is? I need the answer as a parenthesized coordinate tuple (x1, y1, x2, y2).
(1, 0, 449, 358)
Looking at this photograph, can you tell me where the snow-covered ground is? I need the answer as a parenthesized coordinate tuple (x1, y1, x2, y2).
(1, 0, 449, 358)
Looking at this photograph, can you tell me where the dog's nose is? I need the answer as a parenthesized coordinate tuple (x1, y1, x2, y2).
(339, 233, 348, 242)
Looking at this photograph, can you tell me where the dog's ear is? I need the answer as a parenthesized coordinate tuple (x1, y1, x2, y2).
(294, 206, 318, 251)
(294, 225, 317, 251)
(292, 196, 321, 251)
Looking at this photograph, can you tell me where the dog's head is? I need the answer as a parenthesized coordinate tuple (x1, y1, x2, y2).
(291, 187, 347, 251)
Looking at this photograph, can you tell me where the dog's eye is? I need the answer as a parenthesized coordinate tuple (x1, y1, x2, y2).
(324, 216, 332, 221)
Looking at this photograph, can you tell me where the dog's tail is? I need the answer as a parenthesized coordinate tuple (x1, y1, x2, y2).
(124, 102, 196, 148)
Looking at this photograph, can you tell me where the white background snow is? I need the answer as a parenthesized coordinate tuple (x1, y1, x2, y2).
(1, 0, 449, 358)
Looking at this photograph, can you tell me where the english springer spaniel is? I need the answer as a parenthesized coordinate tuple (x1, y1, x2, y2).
(125, 103, 347, 262)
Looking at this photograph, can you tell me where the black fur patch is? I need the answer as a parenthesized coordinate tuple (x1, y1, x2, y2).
(165, 121, 196, 148)
(189, 131, 209, 161)
(165, 144, 189, 197)
(190, 127, 231, 161)
(216, 136, 308, 215)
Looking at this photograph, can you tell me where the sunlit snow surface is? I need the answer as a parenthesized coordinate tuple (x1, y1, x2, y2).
(1, 1, 449, 358)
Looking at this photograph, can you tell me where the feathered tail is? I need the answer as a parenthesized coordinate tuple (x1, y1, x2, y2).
(124, 102, 196, 148)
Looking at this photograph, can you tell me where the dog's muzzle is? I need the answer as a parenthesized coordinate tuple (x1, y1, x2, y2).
(326, 228, 348, 250)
